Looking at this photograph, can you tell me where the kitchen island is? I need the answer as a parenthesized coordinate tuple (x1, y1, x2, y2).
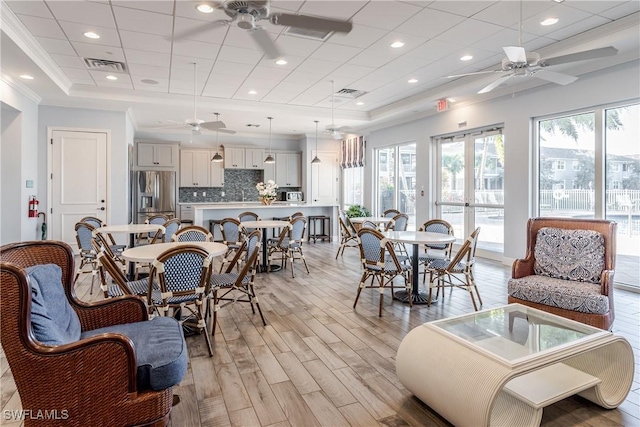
(186, 202, 339, 241)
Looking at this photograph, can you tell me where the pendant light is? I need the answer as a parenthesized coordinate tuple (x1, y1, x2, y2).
(311, 120, 321, 164)
(264, 117, 275, 164)
(211, 112, 223, 162)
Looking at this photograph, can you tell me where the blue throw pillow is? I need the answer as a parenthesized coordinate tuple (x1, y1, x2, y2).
(26, 264, 81, 346)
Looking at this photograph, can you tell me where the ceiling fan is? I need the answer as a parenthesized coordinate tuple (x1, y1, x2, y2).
(326, 80, 354, 140)
(156, 63, 235, 135)
(173, 1, 353, 59)
(446, 3, 618, 94)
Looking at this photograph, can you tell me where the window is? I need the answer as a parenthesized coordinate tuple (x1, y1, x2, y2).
(342, 167, 364, 209)
(556, 160, 565, 170)
(611, 163, 620, 172)
(611, 180, 621, 189)
(374, 143, 416, 229)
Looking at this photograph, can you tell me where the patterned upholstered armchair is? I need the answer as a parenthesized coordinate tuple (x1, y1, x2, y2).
(507, 218, 617, 330)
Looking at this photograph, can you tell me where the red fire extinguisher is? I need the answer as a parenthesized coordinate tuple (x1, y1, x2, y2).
(28, 196, 39, 218)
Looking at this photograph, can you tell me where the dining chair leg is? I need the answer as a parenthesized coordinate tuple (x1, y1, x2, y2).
(249, 284, 266, 326)
(299, 249, 310, 274)
(353, 272, 368, 309)
(211, 289, 220, 336)
(198, 306, 213, 357)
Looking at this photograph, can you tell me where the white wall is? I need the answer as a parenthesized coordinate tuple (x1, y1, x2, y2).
(365, 60, 640, 261)
(38, 106, 129, 226)
(0, 79, 40, 244)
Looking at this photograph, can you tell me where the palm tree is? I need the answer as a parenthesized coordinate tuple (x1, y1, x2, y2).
(442, 154, 463, 190)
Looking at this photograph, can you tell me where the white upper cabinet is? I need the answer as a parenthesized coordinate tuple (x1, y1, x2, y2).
(224, 148, 245, 169)
(180, 150, 210, 187)
(275, 153, 301, 187)
(138, 142, 175, 167)
(245, 148, 265, 169)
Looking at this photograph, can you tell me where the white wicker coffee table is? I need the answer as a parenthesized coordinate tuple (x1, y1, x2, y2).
(396, 304, 633, 427)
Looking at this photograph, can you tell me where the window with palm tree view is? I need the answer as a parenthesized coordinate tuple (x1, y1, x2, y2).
(538, 103, 639, 289)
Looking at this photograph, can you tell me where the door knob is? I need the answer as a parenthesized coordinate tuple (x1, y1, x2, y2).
(97, 207, 105, 211)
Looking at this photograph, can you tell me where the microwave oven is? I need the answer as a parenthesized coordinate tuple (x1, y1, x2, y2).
(284, 191, 303, 202)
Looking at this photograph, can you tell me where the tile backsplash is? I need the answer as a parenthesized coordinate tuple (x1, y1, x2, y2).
(179, 169, 300, 203)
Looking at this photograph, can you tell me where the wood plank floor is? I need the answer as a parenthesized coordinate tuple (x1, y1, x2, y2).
(1, 241, 638, 426)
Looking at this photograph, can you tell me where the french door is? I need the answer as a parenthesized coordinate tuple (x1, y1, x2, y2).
(436, 129, 504, 258)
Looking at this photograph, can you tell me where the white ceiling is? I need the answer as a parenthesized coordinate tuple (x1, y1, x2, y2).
(1, 0, 639, 138)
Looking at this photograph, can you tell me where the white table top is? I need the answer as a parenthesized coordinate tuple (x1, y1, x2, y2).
(349, 216, 390, 224)
(382, 231, 456, 245)
(121, 241, 227, 263)
(241, 220, 290, 229)
(93, 223, 165, 236)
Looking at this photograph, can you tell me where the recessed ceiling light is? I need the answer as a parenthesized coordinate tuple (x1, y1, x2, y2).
(196, 4, 214, 13)
(84, 31, 100, 39)
(447, 98, 456, 103)
(275, 59, 288, 65)
(356, 102, 364, 106)
(552, 0, 564, 3)
(19, 74, 34, 80)
(141, 79, 159, 84)
(390, 41, 405, 48)
(248, 90, 257, 95)
(106, 75, 118, 81)
(540, 17, 559, 26)
(460, 55, 473, 61)
(408, 78, 418, 84)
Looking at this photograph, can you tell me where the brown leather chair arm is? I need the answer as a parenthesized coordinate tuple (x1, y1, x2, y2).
(512, 256, 535, 279)
(70, 296, 149, 331)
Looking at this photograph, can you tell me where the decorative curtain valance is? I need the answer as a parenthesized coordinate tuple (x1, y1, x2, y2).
(340, 136, 365, 169)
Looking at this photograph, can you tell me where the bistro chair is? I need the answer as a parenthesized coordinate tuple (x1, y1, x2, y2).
(73, 221, 99, 293)
(148, 245, 214, 356)
(96, 251, 150, 298)
(80, 216, 103, 228)
(355, 228, 412, 317)
(267, 216, 309, 277)
(218, 218, 245, 273)
(208, 230, 265, 335)
(361, 220, 379, 230)
(172, 225, 213, 242)
(238, 211, 260, 233)
(384, 213, 410, 257)
(426, 227, 482, 310)
(149, 218, 181, 244)
(418, 219, 455, 283)
(336, 209, 359, 259)
(383, 208, 402, 218)
(137, 213, 171, 244)
(0, 240, 185, 426)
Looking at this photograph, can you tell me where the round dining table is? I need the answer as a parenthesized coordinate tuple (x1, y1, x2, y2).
(382, 230, 456, 305)
(240, 220, 290, 272)
(349, 216, 390, 226)
(121, 241, 227, 264)
(94, 223, 166, 279)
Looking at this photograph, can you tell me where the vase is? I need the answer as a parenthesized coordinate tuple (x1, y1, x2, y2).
(261, 198, 274, 205)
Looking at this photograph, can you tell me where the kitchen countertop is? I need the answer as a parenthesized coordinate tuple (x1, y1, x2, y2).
(179, 201, 309, 207)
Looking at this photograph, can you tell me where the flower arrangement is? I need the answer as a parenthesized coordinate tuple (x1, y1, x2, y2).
(256, 180, 278, 205)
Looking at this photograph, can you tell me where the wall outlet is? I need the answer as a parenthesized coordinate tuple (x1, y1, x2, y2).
(202, 191, 206, 197)
(221, 191, 225, 197)
(193, 192, 197, 197)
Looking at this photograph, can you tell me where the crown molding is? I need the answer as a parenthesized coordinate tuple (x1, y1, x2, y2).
(1, 5, 72, 95)
(1, 73, 42, 104)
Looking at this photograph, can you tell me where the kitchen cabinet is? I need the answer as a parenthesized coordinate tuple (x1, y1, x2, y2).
(245, 148, 265, 169)
(180, 150, 210, 187)
(263, 160, 276, 184)
(180, 205, 194, 222)
(275, 153, 301, 187)
(138, 142, 175, 167)
(224, 148, 245, 169)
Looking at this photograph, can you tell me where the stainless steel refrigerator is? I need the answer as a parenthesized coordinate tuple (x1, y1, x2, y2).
(133, 171, 176, 224)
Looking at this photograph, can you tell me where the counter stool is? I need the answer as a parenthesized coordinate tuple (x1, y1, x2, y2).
(308, 215, 331, 243)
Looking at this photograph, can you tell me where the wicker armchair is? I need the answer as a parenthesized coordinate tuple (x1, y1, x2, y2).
(508, 218, 617, 330)
(0, 240, 180, 426)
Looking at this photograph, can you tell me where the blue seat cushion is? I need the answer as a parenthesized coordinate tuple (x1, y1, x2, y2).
(26, 264, 81, 346)
(82, 317, 187, 391)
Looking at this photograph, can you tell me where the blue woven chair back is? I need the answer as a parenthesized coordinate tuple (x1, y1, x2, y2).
(420, 220, 454, 250)
(163, 219, 181, 243)
(75, 223, 94, 252)
(359, 230, 383, 263)
(160, 250, 209, 293)
(221, 218, 242, 243)
(81, 217, 103, 229)
(290, 217, 306, 241)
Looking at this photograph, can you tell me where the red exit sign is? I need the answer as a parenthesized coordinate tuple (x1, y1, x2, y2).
(436, 98, 449, 112)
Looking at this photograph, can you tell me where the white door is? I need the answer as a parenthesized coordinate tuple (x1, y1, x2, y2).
(50, 130, 108, 252)
(311, 151, 338, 205)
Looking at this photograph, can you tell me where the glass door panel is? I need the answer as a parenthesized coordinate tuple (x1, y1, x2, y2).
(473, 134, 504, 252)
(377, 147, 395, 215)
(605, 104, 640, 288)
(440, 140, 466, 239)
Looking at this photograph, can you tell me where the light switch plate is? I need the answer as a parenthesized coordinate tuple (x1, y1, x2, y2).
(202, 192, 206, 197)
(193, 192, 197, 197)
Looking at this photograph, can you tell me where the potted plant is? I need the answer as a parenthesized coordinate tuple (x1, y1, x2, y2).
(346, 205, 370, 218)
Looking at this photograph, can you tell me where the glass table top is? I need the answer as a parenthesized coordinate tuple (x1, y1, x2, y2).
(430, 304, 608, 364)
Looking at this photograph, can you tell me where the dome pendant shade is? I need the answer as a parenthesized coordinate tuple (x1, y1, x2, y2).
(211, 151, 223, 162)
(264, 153, 275, 164)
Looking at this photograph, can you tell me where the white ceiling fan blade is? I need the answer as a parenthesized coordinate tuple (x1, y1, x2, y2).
(532, 70, 578, 85)
(478, 74, 514, 94)
(539, 46, 618, 67)
(270, 13, 352, 33)
(503, 46, 527, 63)
(251, 27, 281, 59)
(216, 128, 236, 135)
(200, 121, 226, 131)
(446, 70, 503, 78)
